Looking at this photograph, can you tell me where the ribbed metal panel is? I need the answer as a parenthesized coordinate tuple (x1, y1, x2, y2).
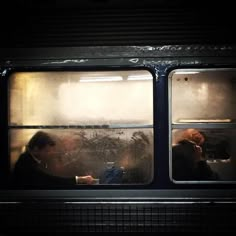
(1, 202, 236, 232)
(1, 6, 235, 47)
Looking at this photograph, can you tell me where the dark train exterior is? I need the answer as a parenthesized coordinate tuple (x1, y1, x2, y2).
(1, 0, 236, 232)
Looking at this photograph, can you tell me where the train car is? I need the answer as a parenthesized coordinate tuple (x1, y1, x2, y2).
(1, 0, 236, 232)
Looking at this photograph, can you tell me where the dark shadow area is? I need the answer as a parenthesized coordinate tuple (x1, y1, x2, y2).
(1, 0, 235, 47)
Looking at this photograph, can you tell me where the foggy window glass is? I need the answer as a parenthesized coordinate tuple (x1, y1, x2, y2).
(9, 70, 154, 186)
(9, 71, 153, 126)
(10, 128, 153, 185)
(170, 69, 236, 182)
(171, 69, 236, 124)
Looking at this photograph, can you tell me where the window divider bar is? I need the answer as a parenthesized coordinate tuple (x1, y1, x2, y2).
(172, 123, 236, 129)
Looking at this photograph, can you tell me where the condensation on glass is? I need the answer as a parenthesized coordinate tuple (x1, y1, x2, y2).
(9, 70, 154, 185)
(170, 69, 236, 182)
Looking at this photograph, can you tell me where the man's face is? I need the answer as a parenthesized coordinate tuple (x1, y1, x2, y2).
(34, 145, 57, 163)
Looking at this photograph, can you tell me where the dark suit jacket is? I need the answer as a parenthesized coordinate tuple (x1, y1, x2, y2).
(11, 151, 76, 188)
(172, 140, 219, 181)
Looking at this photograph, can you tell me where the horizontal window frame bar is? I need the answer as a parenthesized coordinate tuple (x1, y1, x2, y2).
(172, 123, 236, 129)
(9, 125, 153, 129)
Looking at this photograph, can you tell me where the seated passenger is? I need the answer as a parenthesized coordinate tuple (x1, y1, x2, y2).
(180, 128, 205, 146)
(172, 139, 219, 181)
(11, 131, 96, 187)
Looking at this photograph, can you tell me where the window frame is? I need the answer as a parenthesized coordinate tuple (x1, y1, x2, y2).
(6, 68, 156, 188)
(169, 68, 236, 184)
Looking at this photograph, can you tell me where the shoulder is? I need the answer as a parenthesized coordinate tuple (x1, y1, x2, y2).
(14, 152, 35, 169)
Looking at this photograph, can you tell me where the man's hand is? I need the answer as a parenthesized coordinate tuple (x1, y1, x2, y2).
(75, 175, 96, 184)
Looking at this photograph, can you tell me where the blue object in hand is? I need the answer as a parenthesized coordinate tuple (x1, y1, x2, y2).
(99, 166, 124, 184)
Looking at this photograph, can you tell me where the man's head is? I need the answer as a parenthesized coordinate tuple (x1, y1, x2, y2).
(28, 131, 55, 150)
(27, 131, 56, 162)
(181, 129, 205, 145)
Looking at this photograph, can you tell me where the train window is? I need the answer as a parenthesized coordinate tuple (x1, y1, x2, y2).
(9, 70, 154, 186)
(170, 69, 236, 182)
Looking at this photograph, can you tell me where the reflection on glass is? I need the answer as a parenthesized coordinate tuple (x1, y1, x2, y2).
(9, 70, 154, 186)
(171, 69, 236, 123)
(171, 69, 236, 182)
(9, 71, 153, 126)
(172, 128, 236, 181)
(10, 129, 154, 185)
